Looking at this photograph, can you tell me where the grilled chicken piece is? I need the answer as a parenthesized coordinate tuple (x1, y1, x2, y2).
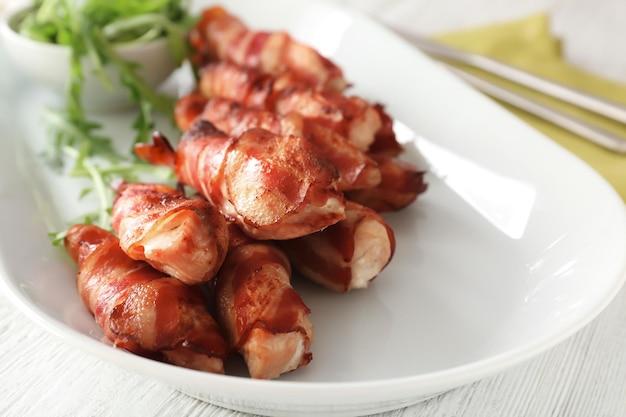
(174, 90, 209, 131)
(279, 201, 396, 292)
(135, 120, 346, 240)
(213, 223, 313, 379)
(196, 97, 381, 191)
(346, 154, 428, 213)
(111, 182, 229, 285)
(189, 6, 347, 92)
(64, 224, 228, 373)
(198, 62, 402, 155)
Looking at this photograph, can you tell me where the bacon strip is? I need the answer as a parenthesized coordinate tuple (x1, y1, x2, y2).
(213, 223, 313, 379)
(111, 182, 229, 285)
(279, 201, 396, 292)
(64, 224, 228, 373)
(198, 62, 299, 110)
(190, 6, 347, 92)
(198, 62, 402, 155)
(135, 121, 346, 240)
(174, 90, 209, 132)
(196, 97, 381, 191)
(345, 154, 428, 213)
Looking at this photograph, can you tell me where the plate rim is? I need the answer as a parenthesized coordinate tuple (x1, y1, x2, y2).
(1, 0, 626, 415)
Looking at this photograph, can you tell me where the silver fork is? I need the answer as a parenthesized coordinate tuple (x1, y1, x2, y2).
(399, 31, 626, 154)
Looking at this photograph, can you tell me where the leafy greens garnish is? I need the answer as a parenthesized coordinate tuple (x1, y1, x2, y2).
(18, 0, 194, 234)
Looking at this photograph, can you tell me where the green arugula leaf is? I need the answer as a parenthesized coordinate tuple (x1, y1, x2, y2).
(16, 0, 190, 234)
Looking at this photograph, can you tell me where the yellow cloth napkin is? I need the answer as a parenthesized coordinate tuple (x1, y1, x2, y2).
(435, 14, 626, 202)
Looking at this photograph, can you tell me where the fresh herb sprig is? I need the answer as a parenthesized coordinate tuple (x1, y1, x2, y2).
(18, 0, 194, 233)
(48, 144, 174, 244)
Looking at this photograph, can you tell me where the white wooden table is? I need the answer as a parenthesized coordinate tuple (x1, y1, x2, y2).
(2, 0, 626, 416)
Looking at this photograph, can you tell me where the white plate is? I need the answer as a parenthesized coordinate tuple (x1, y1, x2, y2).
(1, 0, 626, 416)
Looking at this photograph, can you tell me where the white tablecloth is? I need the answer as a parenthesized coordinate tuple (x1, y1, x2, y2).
(2, 0, 626, 416)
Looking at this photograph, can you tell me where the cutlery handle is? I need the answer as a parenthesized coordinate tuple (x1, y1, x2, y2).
(446, 65, 626, 153)
(403, 32, 626, 125)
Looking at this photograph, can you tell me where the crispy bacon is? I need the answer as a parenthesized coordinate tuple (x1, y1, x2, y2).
(57, 5, 429, 383)
(368, 103, 404, 156)
(190, 6, 347, 92)
(279, 201, 396, 292)
(198, 62, 402, 155)
(273, 87, 395, 155)
(135, 120, 346, 240)
(197, 62, 295, 109)
(197, 97, 381, 191)
(174, 90, 208, 132)
(63, 224, 228, 373)
(346, 154, 428, 213)
(213, 223, 313, 379)
(111, 182, 229, 285)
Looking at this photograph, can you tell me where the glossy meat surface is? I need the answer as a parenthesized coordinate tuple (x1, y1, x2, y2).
(198, 62, 401, 155)
(64, 224, 228, 373)
(280, 201, 396, 292)
(197, 97, 381, 191)
(111, 182, 229, 285)
(190, 6, 347, 92)
(346, 154, 428, 212)
(138, 121, 346, 240)
(214, 225, 313, 379)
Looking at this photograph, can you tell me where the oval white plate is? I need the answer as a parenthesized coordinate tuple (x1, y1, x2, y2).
(1, 1, 625, 416)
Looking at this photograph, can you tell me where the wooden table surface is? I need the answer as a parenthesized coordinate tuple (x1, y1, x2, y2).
(2, 0, 625, 416)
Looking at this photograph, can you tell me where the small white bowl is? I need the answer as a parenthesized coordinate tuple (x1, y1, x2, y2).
(0, 2, 178, 112)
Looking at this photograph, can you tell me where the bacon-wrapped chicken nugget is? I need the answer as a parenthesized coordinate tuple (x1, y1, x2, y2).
(197, 97, 381, 191)
(213, 223, 313, 379)
(279, 201, 396, 292)
(111, 182, 229, 285)
(189, 6, 347, 92)
(346, 155, 428, 213)
(198, 62, 401, 155)
(64, 224, 228, 373)
(135, 120, 345, 240)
